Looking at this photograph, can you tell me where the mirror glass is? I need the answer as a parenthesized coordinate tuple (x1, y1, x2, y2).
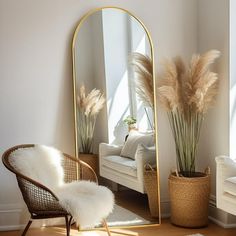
(73, 7, 160, 227)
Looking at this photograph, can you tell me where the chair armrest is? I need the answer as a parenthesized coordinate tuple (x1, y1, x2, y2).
(216, 156, 236, 180)
(63, 153, 98, 183)
(215, 156, 236, 202)
(136, 153, 156, 167)
(99, 143, 123, 158)
(79, 159, 98, 183)
(135, 145, 156, 168)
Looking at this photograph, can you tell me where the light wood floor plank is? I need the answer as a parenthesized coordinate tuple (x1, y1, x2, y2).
(1, 219, 236, 236)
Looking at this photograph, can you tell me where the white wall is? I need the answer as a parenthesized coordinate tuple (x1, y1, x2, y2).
(0, 0, 198, 229)
(197, 0, 229, 196)
(230, 0, 236, 159)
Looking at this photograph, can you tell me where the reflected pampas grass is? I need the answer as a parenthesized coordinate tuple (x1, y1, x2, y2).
(77, 86, 105, 154)
(158, 50, 220, 176)
(130, 53, 154, 110)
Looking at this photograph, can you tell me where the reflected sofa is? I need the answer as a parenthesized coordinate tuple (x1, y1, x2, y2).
(99, 131, 156, 193)
(216, 156, 236, 215)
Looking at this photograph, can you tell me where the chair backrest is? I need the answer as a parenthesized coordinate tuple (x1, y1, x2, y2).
(2, 144, 35, 179)
(2, 145, 55, 213)
(2, 144, 79, 186)
(6, 145, 64, 188)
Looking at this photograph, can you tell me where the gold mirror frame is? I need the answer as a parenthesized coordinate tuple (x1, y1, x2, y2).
(72, 6, 161, 228)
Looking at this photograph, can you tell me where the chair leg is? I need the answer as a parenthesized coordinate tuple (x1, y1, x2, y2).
(103, 219, 111, 236)
(65, 215, 71, 236)
(69, 215, 73, 226)
(21, 219, 32, 236)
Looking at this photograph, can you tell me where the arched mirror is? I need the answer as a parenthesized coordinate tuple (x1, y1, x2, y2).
(72, 7, 160, 227)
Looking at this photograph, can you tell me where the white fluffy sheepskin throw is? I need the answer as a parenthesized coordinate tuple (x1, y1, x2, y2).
(10, 145, 64, 188)
(10, 145, 114, 229)
(56, 181, 114, 229)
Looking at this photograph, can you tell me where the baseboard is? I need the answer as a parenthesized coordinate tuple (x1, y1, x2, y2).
(208, 194, 236, 228)
(0, 203, 64, 231)
(160, 199, 171, 218)
(0, 203, 25, 231)
(0, 224, 25, 231)
(208, 216, 236, 228)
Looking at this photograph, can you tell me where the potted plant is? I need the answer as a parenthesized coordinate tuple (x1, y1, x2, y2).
(77, 85, 105, 176)
(130, 53, 158, 217)
(123, 115, 137, 131)
(157, 50, 220, 227)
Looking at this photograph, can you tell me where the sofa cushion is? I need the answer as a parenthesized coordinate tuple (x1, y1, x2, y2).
(135, 144, 156, 167)
(224, 177, 236, 196)
(102, 155, 137, 177)
(120, 130, 154, 159)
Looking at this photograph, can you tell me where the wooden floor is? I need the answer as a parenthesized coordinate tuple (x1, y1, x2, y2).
(1, 219, 236, 236)
(115, 189, 159, 223)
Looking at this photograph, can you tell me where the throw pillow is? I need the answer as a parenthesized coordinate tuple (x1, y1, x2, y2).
(120, 130, 154, 159)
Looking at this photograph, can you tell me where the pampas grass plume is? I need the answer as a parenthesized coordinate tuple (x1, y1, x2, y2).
(130, 53, 154, 109)
(157, 50, 220, 176)
(77, 85, 105, 154)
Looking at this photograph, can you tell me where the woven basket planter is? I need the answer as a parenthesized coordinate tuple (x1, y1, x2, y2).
(144, 166, 159, 217)
(168, 171, 210, 228)
(79, 154, 98, 180)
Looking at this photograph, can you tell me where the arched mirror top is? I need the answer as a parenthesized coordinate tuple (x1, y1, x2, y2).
(72, 7, 154, 59)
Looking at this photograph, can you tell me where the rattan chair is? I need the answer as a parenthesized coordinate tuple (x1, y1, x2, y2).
(2, 144, 111, 236)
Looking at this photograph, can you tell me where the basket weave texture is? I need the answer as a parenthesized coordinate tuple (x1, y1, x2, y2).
(144, 166, 159, 217)
(79, 154, 98, 180)
(169, 172, 210, 228)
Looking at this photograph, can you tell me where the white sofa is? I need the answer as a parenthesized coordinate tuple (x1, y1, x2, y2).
(99, 142, 156, 193)
(215, 156, 236, 215)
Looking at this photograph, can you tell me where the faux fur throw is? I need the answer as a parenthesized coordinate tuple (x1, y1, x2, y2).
(10, 145, 114, 229)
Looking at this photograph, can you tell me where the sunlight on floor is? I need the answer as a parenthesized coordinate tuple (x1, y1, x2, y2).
(108, 229, 139, 236)
(80, 228, 139, 236)
(45, 226, 139, 236)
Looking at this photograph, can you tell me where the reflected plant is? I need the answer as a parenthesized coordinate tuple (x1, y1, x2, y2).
(130, 52, 154, 129)
(123, 116, 137, 126)
(77, 86, 105, 154)
(130, 53, 154, 110)
(123, 115, 137, 131)
(157, 50, 220, 177)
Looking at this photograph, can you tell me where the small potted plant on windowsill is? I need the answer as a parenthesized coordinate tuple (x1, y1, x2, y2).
(157, 50, 220, 227)
(123, 115, 137, 132)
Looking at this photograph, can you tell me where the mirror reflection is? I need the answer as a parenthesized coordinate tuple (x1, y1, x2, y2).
(73, 7, 160, 227)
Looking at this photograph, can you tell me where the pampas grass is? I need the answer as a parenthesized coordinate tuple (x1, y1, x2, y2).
(130, 53, 154, 110)
(77, 86, 105, 154)
(158, 50, 220, 177)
